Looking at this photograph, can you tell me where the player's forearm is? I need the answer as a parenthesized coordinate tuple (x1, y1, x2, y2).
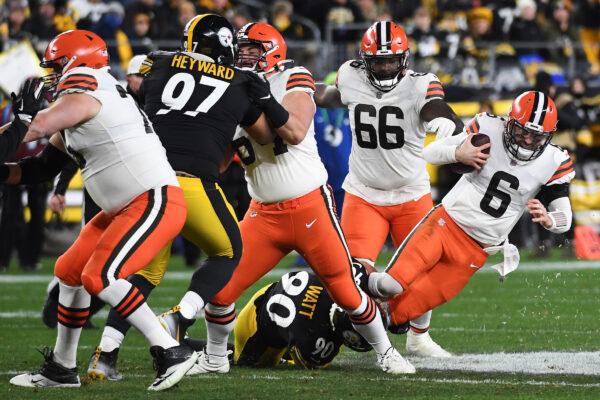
(423, 133, 466, 164)
(545, 197, 573, 233)
(0, 143, 71, 185)
(274, 112, 310, 145)
(314, 83, 344, 109)
(0, 119, 28, 162)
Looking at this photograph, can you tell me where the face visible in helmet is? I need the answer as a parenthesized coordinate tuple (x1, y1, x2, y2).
(236, 43, 263, 71)
(503, 91, 557, 162)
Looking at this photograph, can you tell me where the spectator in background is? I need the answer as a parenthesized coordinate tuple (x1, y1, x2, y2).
(28, 0, 59, 42)
(162, 0, 196, 42)
(0, 139, 50, 272)
(127, 10, 157, 55)
(576, 0, 600, 75)
(228, 5, 252, 30)
(197, 0, 230, 15)
(2, 0, 32, 51)
(462, 6, 500, 61)
(93, 2, 132, 75)
(323, 0, 365, 42)
(509, 0, 547, 56)
(544, 1, 578, 66)
(270, 0, 313, 41)
(408, 7, 445, 74)
(124, 0, 159, 32)
(69, 0, 107, 28)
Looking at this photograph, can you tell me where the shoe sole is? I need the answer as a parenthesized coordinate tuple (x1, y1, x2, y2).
(147, 351, 199, 391)
(186, 364, 230, 376)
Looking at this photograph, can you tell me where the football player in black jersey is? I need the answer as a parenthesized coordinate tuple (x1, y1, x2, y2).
(183, 260, 375, 370)
(87, 14, 291, 379)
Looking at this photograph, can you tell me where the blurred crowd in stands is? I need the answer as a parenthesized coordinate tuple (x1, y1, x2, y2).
(0, 0, 599, 270)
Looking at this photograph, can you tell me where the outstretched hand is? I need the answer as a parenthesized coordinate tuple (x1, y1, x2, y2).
(11, 78, 45, 123)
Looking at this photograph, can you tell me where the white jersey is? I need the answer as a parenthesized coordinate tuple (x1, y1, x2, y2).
(336, 60, 442, 206)
(233, 65, 327, 203)
(57, 66, 178, 213)
(441, 113, 575, 245)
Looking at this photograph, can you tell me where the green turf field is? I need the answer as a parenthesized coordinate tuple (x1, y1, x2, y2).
(1, 253, 599, 399)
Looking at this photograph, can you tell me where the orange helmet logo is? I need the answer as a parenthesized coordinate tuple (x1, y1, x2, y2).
(236, 22, 287, 73)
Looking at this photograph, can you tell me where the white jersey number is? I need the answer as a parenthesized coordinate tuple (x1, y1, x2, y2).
(354, 104, 404, 150)
(266, 271, 310, 328)
(156, 73, 229, 117)
(480, 171, 520, 218)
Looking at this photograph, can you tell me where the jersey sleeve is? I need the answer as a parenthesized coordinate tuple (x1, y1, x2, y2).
(546, 150, 575, 185)
(414, 73, 445, 114)
(464, 113, 482, 135)
(56, 68, 99, 98)
(285, 66, 315, 96)
(240, 103, 262, 127)
(335, 60, 357, 105)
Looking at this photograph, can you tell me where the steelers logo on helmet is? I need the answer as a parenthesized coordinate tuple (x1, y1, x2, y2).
(360, 21, 410, 92)
(181, 14, 236, 66)
(503, 91, 558, 162)
(330, 305, 372, 352)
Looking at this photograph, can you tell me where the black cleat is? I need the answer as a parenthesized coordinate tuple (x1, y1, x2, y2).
(87, 346, 122, 381)
(148, 344, 198, 391)
(10, 348, 81, 387)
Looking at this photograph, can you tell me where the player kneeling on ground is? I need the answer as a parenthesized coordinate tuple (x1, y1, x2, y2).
(368, 91, 574, 330)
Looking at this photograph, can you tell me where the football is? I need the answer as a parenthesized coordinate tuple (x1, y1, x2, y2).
(449, 133, 491, 174)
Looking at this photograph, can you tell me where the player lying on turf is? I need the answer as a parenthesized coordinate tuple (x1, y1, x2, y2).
(87, 260, 380, 378)
(315, 20, 463, 358)
(159, 21, 414, 374)
(3, 30, 198, 391)
(367, 91, 575, 331)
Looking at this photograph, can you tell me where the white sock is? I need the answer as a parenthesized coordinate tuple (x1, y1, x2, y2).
(98, 279, 179, 349)
(204, 303, 235, 357)
(349, 292, 392, 355)
(99, 326, 125, 353)
(179, 291, 205, 320)
(368, 272, 404, 298)
(54, 281, 91, 369)
(410, 310, 432, 333)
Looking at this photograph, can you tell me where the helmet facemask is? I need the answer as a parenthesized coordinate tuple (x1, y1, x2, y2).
(361, 51, 408, 92)
(40, 56, 72, 99)
(235, 41, 265, 72)
(503, 118, 553, 162)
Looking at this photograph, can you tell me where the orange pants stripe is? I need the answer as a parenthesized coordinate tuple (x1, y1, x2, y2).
(341, 192, 433, 262)
(55, 186, 186, 295)
(211, 186, 362, 311)
(385, 206, 488, 325)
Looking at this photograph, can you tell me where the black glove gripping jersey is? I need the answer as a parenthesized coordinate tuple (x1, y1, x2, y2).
(141, 51, 262, 181)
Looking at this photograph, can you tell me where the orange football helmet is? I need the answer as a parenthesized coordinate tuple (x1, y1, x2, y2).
(504, 91, 558, 161)
(235, 22, 288, 74)
(40, 30, 109, 96)
(360, 21, 409, 92)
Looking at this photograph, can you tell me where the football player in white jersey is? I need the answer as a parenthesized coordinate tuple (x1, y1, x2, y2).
(176, 22, 414, 375)
(314, 20, 462, 357)
(2, 30, 198, 391)
(368, 91, 574, 331)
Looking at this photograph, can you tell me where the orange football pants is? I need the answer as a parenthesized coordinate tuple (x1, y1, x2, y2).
(55, 186, 186, 296)
(211, 186, 362, 310)
(341, 192, 434, 262)
(385, 205, 488, 325)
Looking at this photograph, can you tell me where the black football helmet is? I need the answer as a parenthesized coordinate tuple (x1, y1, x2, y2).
(182, 14, 236, 65)
(331, 306, 372, 352)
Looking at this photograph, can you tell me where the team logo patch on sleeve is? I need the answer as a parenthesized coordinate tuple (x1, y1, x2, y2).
(425, 80, 444, 100)
(286, 72, 315, 92)
(57, 73, 98, 94)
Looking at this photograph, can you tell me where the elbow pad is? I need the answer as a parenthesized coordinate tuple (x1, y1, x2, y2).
(18, 144, 72, 184)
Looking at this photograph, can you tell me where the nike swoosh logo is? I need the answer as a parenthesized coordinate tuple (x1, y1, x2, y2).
(469, 264, 480, 269)
(305, 219, 317, 229)
(31, 379, 43, 385)
(259, 95, 271, 100)
(152, 371, 175, 387)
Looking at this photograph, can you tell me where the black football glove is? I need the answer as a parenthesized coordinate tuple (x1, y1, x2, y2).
(11, 78, 45, 123)
(245, 72, 289, 128)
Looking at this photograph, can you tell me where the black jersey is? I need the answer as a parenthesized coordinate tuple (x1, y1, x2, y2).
(237, 263, 369, 368)
(140, 51, 261, 181)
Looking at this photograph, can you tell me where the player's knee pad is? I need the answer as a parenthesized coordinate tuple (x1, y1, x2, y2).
(368, 272, 404, 298)
(54, 255, 82, 287)
(80, 269, 104, 296)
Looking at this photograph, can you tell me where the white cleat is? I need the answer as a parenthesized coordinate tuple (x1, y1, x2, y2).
(10, 348, 81, 388)
(147, 345, 199, 391)
(186, 350, 230, 375)
(406, 330, 452, 358)
(377, 347, 416, 374)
